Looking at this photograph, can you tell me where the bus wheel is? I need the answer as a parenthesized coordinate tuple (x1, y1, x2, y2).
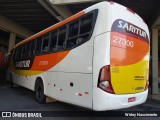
(35, 80, 46, 104)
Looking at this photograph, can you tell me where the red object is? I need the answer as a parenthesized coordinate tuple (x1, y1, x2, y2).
(128, 97, 136, 102)
(0, 51, 5, 68)
(85, 92, 89, 94)
(109, 1, 114, 5)
(78, 93, 82, 96)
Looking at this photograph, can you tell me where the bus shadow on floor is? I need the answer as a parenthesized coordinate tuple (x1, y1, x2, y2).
(0, 83, 87, 111)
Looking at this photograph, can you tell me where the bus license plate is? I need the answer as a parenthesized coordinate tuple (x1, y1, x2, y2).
(128, 97, 136, 103)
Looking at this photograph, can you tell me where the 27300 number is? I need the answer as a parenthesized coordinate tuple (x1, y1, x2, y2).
(113, 36, 134, 47)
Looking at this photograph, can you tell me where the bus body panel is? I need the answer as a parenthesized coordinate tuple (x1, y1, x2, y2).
(12, 71, 31, 89)
(92, 2, 112, 87)
(93, 33, 110, 86)
(93, 87, 148, 111)
(8, 1, 150, 111)
(47, 72, 92, 108)
(93, 2, 149, 110)
(110, 3, 150, 94)
(47, 38, 94, 73)
(84, 2, 112, 37)
(45, 38, 94, 108)
(11, 37, 94, 109)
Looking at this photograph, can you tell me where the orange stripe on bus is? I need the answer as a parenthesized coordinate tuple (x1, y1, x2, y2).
(31, 50, 70, 71)
(15, 11, 85, 48)
(110, 32, 149, 66)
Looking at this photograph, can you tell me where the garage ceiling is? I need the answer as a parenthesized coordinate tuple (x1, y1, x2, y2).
(0, 0, 159, 33)
(67, 0, 160, 27)
(0, 0, 59, 33)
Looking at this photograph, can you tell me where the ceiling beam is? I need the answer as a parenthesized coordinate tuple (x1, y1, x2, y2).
(3, 14, 52, 17)
(0, 9, 44, 13)
(37, 0, 72, 20)
(37, 0, 62, 21)
(11, 18, 54, 21)
(50, 3, 72, 20)
(0, 15, 34, 38)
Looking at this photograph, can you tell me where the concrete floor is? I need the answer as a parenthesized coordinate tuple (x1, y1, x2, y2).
(0, 80, 160, 119)
(1, 86, 160, 111)
(0, 81, 85, 111)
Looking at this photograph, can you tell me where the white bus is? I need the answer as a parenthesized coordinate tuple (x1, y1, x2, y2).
(8, 1, 150, 111)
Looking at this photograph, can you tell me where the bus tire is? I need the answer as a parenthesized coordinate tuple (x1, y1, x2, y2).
(35, 79, 46, 104)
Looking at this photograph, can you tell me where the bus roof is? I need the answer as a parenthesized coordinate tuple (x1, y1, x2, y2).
(14, 1, 148, 48)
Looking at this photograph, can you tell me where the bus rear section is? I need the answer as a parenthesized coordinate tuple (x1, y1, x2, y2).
(93, 2, 149, 111)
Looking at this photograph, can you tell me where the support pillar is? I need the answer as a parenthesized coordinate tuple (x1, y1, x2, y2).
(8, 33, 16, 53)
(152, 28, 159, 94)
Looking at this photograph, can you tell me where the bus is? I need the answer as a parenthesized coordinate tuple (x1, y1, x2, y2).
(7, 1, 150, 111)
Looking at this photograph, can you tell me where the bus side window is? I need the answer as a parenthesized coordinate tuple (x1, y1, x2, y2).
(26, 42, 31, 57)
(67, 20, 79, 49)
(29, 40, 36, 56)
(68, 20, 79, 38)
(55, 26, 67, 51)
(80, 13, 93, 36)
(50, 30, 58, 52)
(14, 48, 18, 60)
(42, 34, 49, 53)
(21, 44, 27, 58)
(18, 46, 22, 59)
(67, 13, 94, 50)
(36, 37, 42, 55)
